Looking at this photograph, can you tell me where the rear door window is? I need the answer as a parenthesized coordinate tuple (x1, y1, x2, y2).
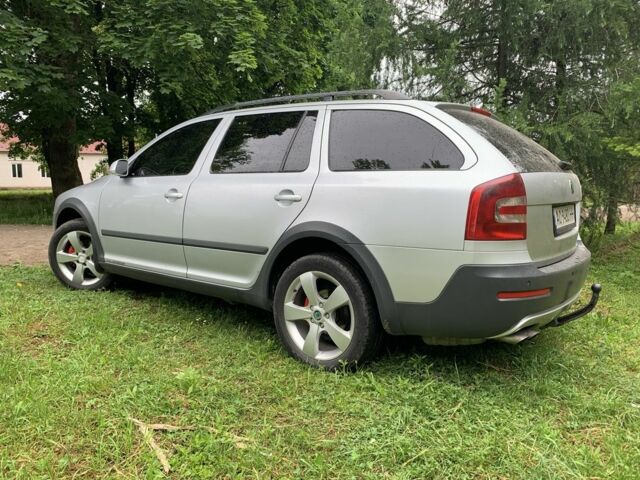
(211, 111, 317, 173)
(329, 110, 464, 171)
(438, 106, 562, 172)
(283, 112, 317, 172)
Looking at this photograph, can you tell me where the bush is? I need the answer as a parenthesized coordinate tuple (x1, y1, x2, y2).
(90, 159, 110, 181)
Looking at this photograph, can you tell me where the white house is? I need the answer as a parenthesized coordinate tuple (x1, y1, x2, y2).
(0, 129, 107, 188)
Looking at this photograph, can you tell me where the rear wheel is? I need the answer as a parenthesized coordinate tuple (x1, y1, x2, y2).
(273, 253, 382, 369)
(48, 219, 112, 290)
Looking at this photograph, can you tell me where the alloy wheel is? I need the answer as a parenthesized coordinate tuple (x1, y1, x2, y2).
(54, 230, 103, 287)
(283, 271, 354, 361)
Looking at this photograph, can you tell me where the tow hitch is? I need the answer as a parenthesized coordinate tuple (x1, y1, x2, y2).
(550, 283, 602, 328)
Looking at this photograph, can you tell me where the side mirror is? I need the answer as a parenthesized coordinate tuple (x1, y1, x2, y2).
(109, 159, 129, 177)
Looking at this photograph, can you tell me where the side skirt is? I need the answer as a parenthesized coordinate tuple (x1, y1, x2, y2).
(102, 263, 271, 311)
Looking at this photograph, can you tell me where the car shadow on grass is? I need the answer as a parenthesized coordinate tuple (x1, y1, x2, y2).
(111, 274, 277, 330)
(111, 274, 552, 380)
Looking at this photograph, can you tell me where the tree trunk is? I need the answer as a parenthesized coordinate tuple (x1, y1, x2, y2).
(106, 136, 124, 163)
(554, 59, 566, 111)
(127, 137, 136, 157)
(604, 193, 618, 234)
(126, 70, 137, 157)
(43, 118, 83, 198)
(495, 0, 509, 109)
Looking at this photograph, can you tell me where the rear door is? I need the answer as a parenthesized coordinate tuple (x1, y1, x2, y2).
(182, 107, 324, 287)
(99, 118, 221, 276)
(439, 106, 581, 264)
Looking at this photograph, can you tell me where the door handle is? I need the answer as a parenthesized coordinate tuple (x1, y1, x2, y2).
(164, 190, 183, 199)
(274, 192, 302, 203)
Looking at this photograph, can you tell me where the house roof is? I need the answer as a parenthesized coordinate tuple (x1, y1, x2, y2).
(0, 125, 105, 154)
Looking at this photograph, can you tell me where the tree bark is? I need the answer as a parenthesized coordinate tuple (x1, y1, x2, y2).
(126, 69, 137, 157)
(43, 118, 83, 198)
(105, 59, 126, 162)
(495, 0, 509, 108)
(604, 193, 618, 234)
(106, 134, 124, 163)
(554, 58, 566, 111)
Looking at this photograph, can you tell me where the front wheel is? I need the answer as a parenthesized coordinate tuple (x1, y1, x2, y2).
(48, 219, 112, 290)
(273, 253, 382, 369)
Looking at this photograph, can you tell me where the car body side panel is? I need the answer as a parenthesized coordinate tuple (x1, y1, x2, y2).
(293, 102, 513, 251)
(182, 106, 326, 288)
(53, 176, 112, 263)
(367, 244, 533, 302)
(292, 102, 520, 303)
(97, 116, 229, 277)
(53, 175, 110, 227)
(249, 221, 401, 334)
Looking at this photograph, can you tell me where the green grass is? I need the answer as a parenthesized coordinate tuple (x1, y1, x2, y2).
(0, 189, 53, 224)
(1, 230, 639, 478)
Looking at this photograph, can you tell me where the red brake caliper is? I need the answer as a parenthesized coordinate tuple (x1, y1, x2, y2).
(67, 244, 75, 254)
(303, 297, 310, 307)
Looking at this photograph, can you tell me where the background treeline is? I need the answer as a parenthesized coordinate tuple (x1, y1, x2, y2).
(1, 0, 639, 239)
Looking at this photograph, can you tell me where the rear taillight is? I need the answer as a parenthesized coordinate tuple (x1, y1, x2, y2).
(465, 173, 527, 241)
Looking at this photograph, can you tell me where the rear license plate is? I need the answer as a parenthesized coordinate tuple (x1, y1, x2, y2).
(553, 204, 576, 236)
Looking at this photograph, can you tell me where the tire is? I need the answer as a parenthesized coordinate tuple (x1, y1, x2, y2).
(273, 253, 382, 369)
(48, 219, 113, 290)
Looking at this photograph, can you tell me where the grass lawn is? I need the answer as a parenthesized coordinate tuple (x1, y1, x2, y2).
(0, 229, 638, 478)
(0, 189, 53, 224)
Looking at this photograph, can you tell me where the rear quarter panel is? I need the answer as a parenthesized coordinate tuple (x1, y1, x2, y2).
(292, 102, 528, 303)
(295, 102, 513, 250)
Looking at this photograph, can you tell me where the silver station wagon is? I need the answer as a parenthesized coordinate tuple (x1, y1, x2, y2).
(49, 90, 601, 368)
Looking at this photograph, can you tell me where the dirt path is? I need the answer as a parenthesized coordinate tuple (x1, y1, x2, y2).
(0, 224, 52, 266)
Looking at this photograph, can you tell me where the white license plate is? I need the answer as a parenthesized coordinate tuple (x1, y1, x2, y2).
(553, 204, 576, 235)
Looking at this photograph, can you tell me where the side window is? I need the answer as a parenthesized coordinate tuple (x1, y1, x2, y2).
(211, 111, 316, 173)
(329, 110, 464, 171)
(283, 112, 317, 172)
(130, 119, 220, 177)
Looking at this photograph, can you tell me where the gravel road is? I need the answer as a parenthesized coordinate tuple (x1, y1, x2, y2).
(0, 224, 52, 266)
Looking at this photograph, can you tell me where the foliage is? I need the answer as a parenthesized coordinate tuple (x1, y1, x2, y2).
(2, 0, 638, 234)
(90, 158, 109, 181)
(320, 0, 398, 90)
(390, 0, 640, 235)
(1, 226, 639, 477)
(0, 190, 53, 224)
(0, 0, 95, 195)
(1, 0, 395, 196)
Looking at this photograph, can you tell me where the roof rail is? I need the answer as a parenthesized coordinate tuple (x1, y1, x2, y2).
(206, 89, 410, 114)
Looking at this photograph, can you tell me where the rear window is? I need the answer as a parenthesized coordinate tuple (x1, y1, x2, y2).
(438, 106, 562, 173)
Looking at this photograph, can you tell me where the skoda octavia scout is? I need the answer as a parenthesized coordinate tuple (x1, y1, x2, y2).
(49, 90, 600, 368)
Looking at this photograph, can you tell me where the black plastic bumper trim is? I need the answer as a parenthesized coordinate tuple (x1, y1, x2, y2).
(394, 243, 592, 338)
(101, 229, 268, 255)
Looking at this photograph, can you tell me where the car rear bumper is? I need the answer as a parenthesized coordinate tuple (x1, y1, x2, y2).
(395, 243, 592, 339)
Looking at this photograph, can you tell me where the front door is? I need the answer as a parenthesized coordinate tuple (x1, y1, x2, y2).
(99, 118, 222, 277)
(183, 107, 324, 287)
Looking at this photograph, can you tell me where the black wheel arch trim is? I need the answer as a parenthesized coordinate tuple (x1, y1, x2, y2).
(253, 221, 401, 334)
(53, 198, 105, 265)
